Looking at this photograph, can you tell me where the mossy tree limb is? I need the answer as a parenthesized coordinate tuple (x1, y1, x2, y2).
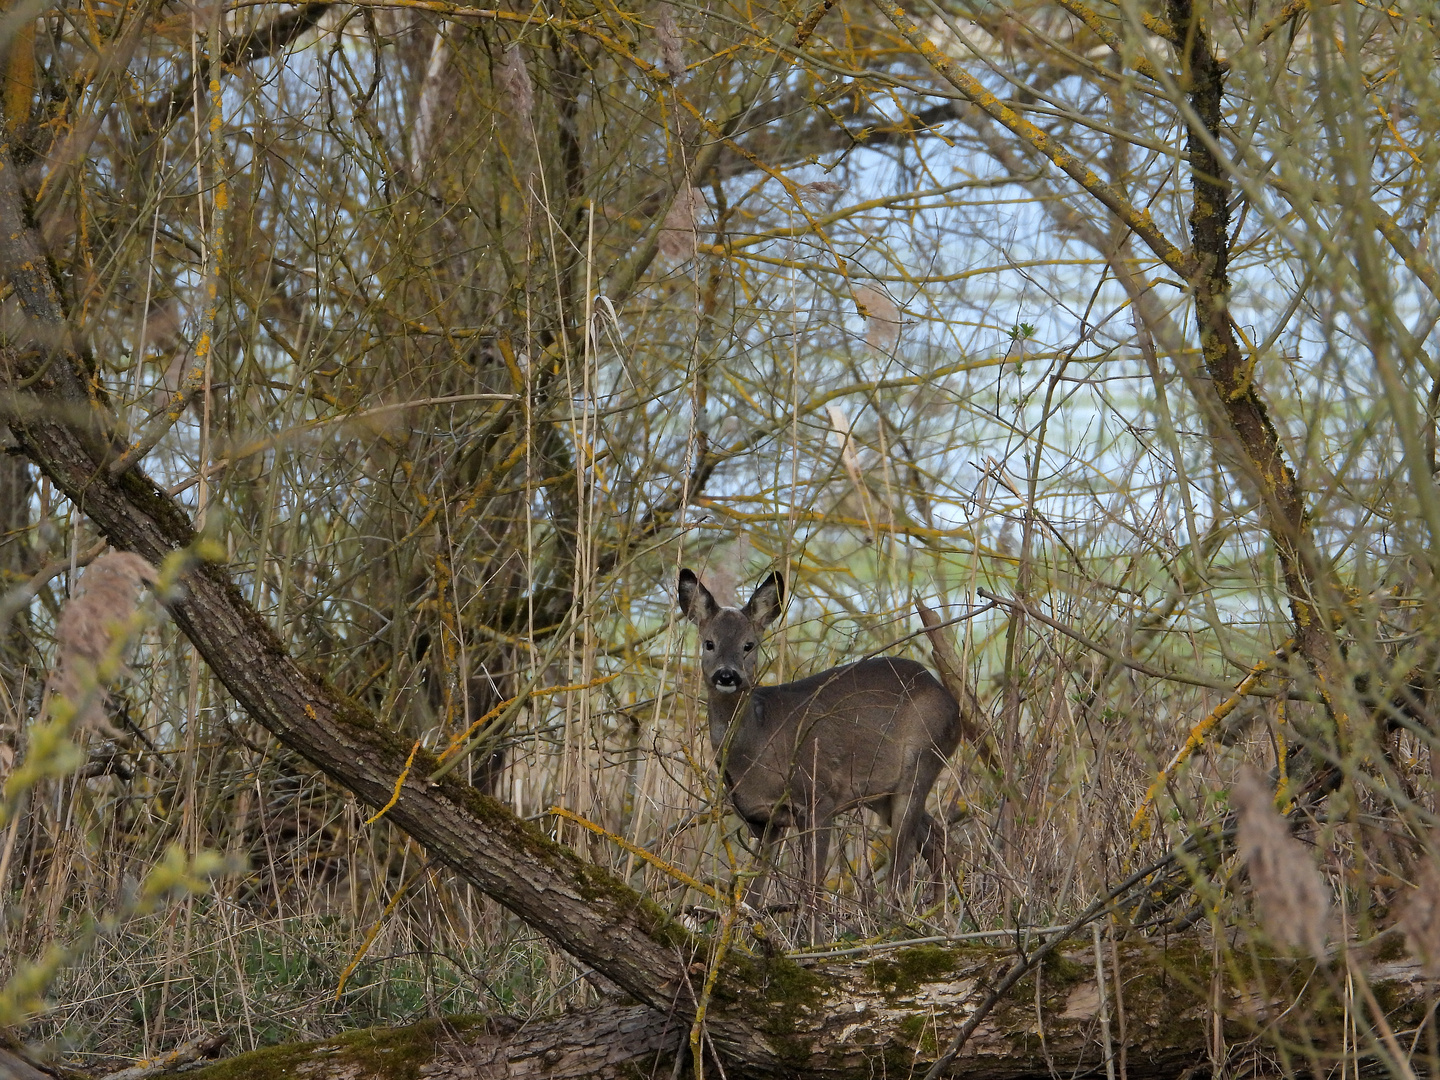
(179, 944, 1437, 1079)
(1164, 0, 1341, 722)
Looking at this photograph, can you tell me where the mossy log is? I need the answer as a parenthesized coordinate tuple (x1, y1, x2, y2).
(176, 942, 1435, 1080)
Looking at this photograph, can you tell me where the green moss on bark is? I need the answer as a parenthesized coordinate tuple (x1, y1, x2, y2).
(897, 1011, 940, 1056)
(719, 952, 827, 1067)
(187, 1017, 487, 1080)
(868, 945, 958, 998)
(175, 1042, 313, 1080)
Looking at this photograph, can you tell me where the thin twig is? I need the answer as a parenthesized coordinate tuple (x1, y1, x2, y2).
(978, 587, 1248, 693)
(921, 840, 1200, 1080)
(97, 1034, 230, 1080)
(0, 540, 106, 629)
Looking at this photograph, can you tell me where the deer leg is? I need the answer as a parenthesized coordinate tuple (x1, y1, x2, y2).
(741, 817, 783, 912)
(800, 811, 834, 945)
(890, 755, 944, 897)
(891, 805, 954, 908)
(887, 777, 933, 898)
(915, 810, 949, 905)
(890, 802, 924, 896)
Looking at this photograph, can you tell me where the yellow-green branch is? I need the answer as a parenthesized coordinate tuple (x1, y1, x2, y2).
(870, 0, 1195, 282)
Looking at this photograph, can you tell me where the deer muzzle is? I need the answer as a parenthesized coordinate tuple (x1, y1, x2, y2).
(710, 669, 744, 692)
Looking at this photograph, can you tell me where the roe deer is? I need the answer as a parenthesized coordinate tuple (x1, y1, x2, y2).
(678, 568, 962, 915)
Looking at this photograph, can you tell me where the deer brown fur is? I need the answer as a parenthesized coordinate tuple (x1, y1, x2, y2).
(678, 568, 962, 913)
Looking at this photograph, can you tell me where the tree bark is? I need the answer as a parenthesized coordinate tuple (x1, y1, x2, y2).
(177, 943, 1435, 1080)
(1165, 0, 1336, 699)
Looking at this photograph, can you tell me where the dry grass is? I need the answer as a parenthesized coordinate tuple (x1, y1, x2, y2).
(10, 551, 1432, 1063)
(0, 0, 1436, 1072)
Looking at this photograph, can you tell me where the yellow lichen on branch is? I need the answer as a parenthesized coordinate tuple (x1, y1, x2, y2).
(870, 0, 1194, 282)
(333, 862, 430, 1001)
(548, 804, 719, 900)
(1131, 639, 1292, 834)
(365, 740, 421, 826)
(433, 673, 621, 770)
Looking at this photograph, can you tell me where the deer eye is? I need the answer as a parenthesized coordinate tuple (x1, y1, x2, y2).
(704, 640, 715, 651)
(743, 642, 754, 652)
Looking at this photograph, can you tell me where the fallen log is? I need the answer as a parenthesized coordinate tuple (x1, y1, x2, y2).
(176, 940, 1436, 1080)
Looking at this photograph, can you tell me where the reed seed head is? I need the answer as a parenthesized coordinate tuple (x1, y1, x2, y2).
(1400, 853, 1440, 975)
(498, 46, 533, 128)
(658, 186, 703, 260)
(852, 285, 900, 350)
(797, 180, 844, 202)
(49, 551, 157, 731)
(1232, 768, 1331, 959)
(656, 5, 685, 78)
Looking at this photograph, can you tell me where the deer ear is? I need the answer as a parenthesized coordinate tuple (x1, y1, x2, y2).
(743, 571, 784, 629)
(678, 569, 719, 625)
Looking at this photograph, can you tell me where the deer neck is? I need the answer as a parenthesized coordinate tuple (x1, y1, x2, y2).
(706, 685, 753, 752)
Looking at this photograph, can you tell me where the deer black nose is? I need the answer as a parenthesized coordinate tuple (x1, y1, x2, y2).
(712, 669, 742, 690)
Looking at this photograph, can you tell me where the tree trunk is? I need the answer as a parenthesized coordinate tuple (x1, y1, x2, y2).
(176, 943, 1435, 1079)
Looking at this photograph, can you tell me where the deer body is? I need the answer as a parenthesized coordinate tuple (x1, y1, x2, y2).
(679, 569, 961, 900)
